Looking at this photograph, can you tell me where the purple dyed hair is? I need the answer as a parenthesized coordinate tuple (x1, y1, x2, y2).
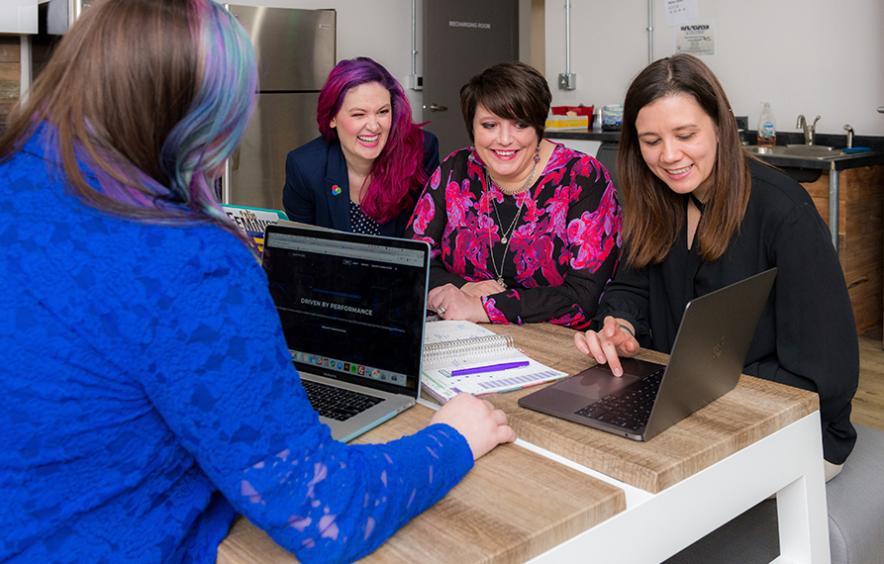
(316, 57, 427, 224)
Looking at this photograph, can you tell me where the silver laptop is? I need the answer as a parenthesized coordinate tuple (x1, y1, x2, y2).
(262, 223, 430, 442)
(519, 268, 776, 441)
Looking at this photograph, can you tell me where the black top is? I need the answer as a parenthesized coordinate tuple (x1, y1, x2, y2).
(348, 201, 381, 235)
(593, 159, 858, 464)
(282, 131, 440, 238)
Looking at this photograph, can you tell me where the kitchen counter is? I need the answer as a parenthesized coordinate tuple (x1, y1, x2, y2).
(749, 151, 884, 254)
(547, 128, 883, 253)
(799, 165, 884, 332)
(546, 127, 620, 143)
(744, 149, 884, 171)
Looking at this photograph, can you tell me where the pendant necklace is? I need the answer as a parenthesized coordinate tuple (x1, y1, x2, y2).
(490, 192, 523, 245)
(487, 200, 523, 289)
(484, 144, 541, 288)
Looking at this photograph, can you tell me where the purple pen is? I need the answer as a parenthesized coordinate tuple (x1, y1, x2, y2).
(450, 361, 530, 377)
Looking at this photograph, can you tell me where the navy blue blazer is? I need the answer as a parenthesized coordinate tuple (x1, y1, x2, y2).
(282, 131, 439, 238)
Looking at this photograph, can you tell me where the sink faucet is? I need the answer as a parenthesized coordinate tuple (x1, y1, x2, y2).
(796, 114, 821, 145)
(843, 124, 855, 148)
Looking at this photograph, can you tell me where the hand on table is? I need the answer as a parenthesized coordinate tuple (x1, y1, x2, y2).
(430, 393, 516, 460)
(461, 279, 506, 298)
(573, 315, 639, 377)
(428, 284, 491, 323)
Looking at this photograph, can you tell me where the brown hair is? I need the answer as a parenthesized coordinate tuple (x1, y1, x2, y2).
(618, 53, 751, 267)
(459, 62, 551, 142)
(0, 0, 256, 232)
(0, 0, 197, 218)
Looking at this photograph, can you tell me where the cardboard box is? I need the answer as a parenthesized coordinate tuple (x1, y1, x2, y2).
(545, 115, 590, 130)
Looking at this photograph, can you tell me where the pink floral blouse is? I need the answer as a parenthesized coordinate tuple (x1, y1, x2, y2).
(406, 143, 622, 329)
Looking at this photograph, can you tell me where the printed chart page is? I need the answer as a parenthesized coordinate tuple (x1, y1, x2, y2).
(421, 320, 567, 402)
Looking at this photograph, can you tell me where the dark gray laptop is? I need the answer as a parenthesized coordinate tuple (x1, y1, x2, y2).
(262, 223, 430, 442)
(519, 269, 776, 441)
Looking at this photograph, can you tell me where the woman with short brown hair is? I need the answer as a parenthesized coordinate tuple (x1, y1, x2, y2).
(407, 62, 622, 328)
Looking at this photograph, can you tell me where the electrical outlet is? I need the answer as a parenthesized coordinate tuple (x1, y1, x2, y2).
(406, 74, 423, 91)
(558, 73, 576, 91)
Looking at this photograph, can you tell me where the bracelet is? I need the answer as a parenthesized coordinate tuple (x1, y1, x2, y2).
(617, 323, 636, 337)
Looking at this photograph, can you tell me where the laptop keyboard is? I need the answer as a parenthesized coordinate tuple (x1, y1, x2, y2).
(302, 379, 383, 421)
(574, 368, 665, 431)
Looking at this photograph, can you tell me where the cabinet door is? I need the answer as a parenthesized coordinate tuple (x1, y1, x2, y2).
(0, 1, 37, 35)
(802, 166, 884, 333)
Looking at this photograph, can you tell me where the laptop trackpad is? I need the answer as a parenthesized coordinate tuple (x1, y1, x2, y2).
(556, 365, 641, 401)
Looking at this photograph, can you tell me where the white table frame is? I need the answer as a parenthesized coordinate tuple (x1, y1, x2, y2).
(523, 412, 830, 564)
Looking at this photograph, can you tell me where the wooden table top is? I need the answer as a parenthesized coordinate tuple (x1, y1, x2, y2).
(486, 323, 820, 493)
(218, 404, 625, 564)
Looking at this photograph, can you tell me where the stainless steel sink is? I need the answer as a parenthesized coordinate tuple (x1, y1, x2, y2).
(745, 144, 844, 160)
(784, 144, 840, 156)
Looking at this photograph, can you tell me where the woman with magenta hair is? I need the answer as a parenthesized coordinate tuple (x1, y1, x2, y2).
(0, 1, 514, 562)
(283, 57, 439, 237)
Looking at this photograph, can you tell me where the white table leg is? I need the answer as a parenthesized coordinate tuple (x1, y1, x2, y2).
(776, 426, 831, 564)
(526, 412, 830, 564)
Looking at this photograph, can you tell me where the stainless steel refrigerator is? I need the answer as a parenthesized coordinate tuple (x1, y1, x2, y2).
(223, 5, 336, 209)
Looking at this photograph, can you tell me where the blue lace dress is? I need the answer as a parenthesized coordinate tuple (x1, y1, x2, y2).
(0, 128, 473, 563)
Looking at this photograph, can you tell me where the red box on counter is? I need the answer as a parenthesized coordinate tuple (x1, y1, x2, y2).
(551, 105, 594, 117)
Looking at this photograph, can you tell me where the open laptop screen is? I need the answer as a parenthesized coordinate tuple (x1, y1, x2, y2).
(262, 225, 429, 397)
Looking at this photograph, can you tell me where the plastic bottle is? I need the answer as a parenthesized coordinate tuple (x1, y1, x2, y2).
(757, 102, 777, 148)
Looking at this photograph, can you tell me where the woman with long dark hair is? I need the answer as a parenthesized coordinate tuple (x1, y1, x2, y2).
(574, 54, 857, 477)
(283, 57, 438, 237)
(0, 2, 513, 561)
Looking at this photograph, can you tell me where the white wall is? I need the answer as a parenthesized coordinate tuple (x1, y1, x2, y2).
(545, 0, 884, 136)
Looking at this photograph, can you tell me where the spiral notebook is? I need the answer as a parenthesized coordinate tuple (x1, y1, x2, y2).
(421, 320, 567, 403)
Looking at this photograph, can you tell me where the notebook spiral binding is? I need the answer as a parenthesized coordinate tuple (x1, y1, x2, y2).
(423, 334, 516, 362)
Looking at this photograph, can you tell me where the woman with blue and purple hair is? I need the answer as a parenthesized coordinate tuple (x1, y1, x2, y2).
(0, 1, 513, 562)
(283, 57, 439, 237)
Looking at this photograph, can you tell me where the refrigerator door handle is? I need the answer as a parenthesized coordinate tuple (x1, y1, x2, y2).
(221, 150, 240, 204)
(231, 148, 240, 172)
(423, 103, 448, 112)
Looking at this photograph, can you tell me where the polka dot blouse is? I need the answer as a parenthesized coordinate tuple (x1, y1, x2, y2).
(349, 201, 382, 235)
